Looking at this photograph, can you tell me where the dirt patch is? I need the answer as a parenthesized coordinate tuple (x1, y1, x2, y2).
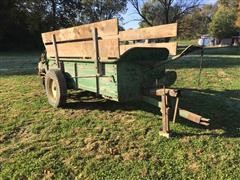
(56, 108, 92, 120)
(188, 162, 199, 172)
(42, 169, 54, 179)
(180, 136, 191, 143)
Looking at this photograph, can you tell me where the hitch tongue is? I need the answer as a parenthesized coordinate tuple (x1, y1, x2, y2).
(144, 88, 210, 138)
(179, 109, 210, 126)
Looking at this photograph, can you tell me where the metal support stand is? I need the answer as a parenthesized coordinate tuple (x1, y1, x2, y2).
(173, 97, 179, 124)
(143, 87, 209, 138)
(159, 87, 170, 138)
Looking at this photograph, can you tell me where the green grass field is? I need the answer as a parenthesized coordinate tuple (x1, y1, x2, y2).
(0, 48, 240, 179)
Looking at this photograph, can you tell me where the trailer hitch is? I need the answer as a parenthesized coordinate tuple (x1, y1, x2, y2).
(143, 87, 210, 138)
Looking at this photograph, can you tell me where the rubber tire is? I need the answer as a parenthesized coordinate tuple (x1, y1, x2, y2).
(45, 69, 67, 108)
(40, 77, 45, 89)
(38, 62, 45, 89)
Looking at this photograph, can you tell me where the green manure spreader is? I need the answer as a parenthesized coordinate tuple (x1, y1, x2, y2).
(38, 19, 209, 138)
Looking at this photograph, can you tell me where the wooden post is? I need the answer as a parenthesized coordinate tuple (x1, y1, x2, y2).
(52, 34, 60, 68)
(159, 88, 170, 138)
(74, 63, 78, 89)
(91, 28, 102, 94)
(173, 97, 179, 124)
(92, 28, 102, 75)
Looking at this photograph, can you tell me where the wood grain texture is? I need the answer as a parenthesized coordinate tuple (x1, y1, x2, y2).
(42, 19, 178, 59)
(45, 38, 120, 59)
(42, 19, 118, 44)
(120, 42, 177, 55)
(119, 23, 177, 41)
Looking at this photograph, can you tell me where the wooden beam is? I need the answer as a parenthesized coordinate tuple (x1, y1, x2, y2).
(42, 19, 118, 44)
(91, 28, 101, 74)
(45, 38, 120, 59)
(43, 20, 178, 60)
(119, 23, 177, 41)
(120, 42, 177, 55)
(91, 27, 100, 94)
(161, 92, 170, 134)
(52, 34, 59, 68)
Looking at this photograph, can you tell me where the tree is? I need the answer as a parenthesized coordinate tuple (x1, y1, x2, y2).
(0, 0, 127, 50)
(235, 0, 240, 28)
(138, 1, 177, 27)
(129, 0, 201, 27)
(0, 0, 33, 49)
(79, 0, 127, 23)
(179, 4, 216, 39)
(208, 0, 238, 39)
(19, 0, 83, 30)
(218, 0, 238, 7)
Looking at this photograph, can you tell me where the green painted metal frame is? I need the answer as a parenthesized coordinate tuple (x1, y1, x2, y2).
(46, 47, 171, 102)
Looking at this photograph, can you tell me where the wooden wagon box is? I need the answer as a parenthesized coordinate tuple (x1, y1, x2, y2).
(40, 19, 177, 102)
(38, 19, 209, 137)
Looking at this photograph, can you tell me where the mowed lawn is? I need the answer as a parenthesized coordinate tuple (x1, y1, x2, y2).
(0, 48, 240, 179)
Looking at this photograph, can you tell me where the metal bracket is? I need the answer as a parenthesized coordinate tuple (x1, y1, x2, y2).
(172, 45, 203, 60)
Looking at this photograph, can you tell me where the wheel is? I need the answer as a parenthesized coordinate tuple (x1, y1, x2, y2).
(40, 76, 45, 88)
(45, 69, 67, 107)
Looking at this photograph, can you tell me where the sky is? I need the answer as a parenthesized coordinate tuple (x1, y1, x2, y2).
(122, 0, 218, 29)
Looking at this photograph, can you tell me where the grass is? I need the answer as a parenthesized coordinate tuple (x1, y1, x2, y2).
(0, 51, 40, 75)
(0, 47, 240, 179)
(178, 39, 198, 46)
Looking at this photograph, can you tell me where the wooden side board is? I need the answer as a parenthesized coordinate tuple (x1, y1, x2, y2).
(42, 19, 178, 60)
(119, 23, 177, 41)
(45, 38, 120, 59)
(120, 42, 177, 56)
(42, 19, 118, 44)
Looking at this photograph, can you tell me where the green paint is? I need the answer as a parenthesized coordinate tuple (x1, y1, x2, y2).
(47, 59, 116, 100)
(47, 48, 173, 102)
(120, 47, 169, 62)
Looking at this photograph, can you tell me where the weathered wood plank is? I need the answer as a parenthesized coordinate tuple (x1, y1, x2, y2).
(42, 19, 118, 44)
(52, 34, 60, 68)
(120, 42, 177, 55)
(119, 23, 177, 41)
(45, 38, 120, 59)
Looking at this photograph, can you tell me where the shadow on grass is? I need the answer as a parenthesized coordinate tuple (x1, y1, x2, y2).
(66, 91, 138, 112)
(173, 88, 240, 138)
(170, 55, 240, 69)
(203, 47, 240, 55)
(178, 46, 240, 55)
(65, 89, 240, 138)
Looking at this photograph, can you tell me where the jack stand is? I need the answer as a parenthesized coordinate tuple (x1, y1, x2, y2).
(148, 88, 179, 138)
(143, 87, 209, 138)
(159, 87, 171, 138)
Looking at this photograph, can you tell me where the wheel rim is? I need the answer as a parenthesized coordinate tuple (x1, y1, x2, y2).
(49, 79, 57, 99)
